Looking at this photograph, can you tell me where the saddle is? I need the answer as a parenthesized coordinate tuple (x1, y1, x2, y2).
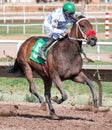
(30, 35, 67, 64)
(30, 36, 56, 64)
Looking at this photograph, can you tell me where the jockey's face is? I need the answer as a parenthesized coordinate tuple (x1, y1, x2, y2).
(64, 12, 74, 19)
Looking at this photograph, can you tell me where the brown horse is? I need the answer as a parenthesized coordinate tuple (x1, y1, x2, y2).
(8, 15, 97, 119)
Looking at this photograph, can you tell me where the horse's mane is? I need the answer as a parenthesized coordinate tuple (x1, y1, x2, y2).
(77, 15, 86, 19)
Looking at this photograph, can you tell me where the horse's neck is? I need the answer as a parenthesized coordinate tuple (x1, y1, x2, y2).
(70, 23, 83, 39)
(63, 37, 82, 56)
(69, 24, 83, 51)
(70, 25, 77, 38)
(70, 25, 82, 50)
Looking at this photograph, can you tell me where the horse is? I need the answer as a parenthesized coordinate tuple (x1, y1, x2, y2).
(8, 15, 98, 119)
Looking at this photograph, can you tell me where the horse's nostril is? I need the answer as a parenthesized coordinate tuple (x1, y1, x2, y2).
(91, 38, 95, 40)
(87, 37, 97, 46)
(91, 37, 97, 42)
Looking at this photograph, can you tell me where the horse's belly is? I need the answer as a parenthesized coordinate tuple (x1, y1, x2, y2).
(62, 63, 82, 79)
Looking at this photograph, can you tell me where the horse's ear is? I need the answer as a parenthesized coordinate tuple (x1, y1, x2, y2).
(70, 14, 83, 22)
(78, 15, 86, 19)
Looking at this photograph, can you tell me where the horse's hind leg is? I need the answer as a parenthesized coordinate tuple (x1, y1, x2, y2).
(22, 62, 44, 104)
(72, 72, 98, 108)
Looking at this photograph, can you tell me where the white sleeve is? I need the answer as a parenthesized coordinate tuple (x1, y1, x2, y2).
(51, 11, 65, 34)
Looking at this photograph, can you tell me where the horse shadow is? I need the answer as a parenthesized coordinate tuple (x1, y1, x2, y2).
(1, 113, 94, 122)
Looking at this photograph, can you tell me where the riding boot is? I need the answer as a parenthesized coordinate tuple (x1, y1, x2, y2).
(39, 38, 55, 60)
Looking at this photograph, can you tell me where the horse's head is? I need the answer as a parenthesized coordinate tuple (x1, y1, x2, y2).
(70, 15, 97, 46)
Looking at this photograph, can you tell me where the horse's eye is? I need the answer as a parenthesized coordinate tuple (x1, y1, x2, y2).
(80, 25, 85, 28)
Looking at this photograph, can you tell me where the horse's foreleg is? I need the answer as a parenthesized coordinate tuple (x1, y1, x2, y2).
(81, 51, 94, 62)
(43, 78, 59, 119)
(72, 72, 98, 108)
(23, 63, 44, 104)
(52, 75, 68, 104)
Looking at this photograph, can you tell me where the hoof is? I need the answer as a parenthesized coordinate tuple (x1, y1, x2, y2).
(92, 107, 98, 113)
(93, 99, 98, 108)
(40, 102, 47, 111)
(50, 113, 59, 120)
(51, 96, 58, 103)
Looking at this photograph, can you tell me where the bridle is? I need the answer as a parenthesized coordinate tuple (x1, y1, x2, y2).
(69, 18, 96, 42)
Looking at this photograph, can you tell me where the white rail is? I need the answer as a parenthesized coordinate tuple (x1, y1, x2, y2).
(0, 22, 112, 35)
(0, 4, 112, 23)
(0, 23, 44, 34)
(0, 11, 112, 23)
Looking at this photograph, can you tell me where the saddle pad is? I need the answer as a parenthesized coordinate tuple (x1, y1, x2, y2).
(30, 37, 49, 64)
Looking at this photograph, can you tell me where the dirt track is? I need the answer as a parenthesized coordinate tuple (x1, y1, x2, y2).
(0, 102, 112, 130)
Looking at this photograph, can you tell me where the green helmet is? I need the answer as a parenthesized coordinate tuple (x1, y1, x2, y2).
(63, 1, 76, 14)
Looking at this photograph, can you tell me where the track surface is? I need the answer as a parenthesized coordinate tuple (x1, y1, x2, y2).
(0, 102, 112, 130)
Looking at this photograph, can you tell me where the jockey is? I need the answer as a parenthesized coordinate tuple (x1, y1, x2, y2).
(39, 1, 76, 60)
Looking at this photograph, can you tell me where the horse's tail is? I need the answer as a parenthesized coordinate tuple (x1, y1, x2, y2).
(6, 59, 23, 75)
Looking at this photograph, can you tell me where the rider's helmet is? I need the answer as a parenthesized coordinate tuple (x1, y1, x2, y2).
(63, 1, 76, 16)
